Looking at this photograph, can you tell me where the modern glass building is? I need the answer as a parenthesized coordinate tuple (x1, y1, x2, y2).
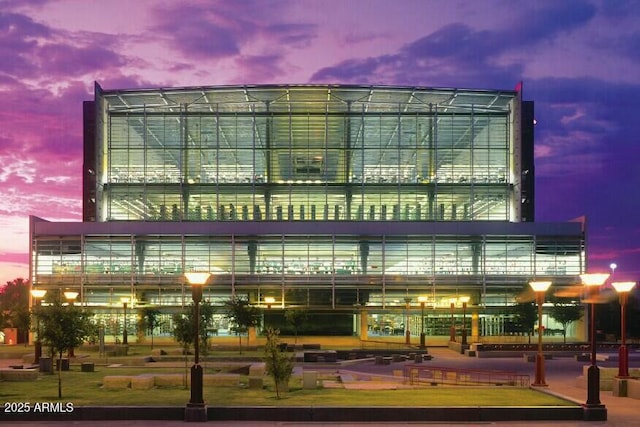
(29, 83, 585, 342)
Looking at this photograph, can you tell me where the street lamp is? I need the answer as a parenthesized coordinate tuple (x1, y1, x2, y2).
(611, 281, 636, 378)
(459, 296, 470, 346)
(404, 297, 412, 345)
(184, 271, 211, 422)
(120, 297, 130, 345)
(64, 291, 79, 357)
(64, 291, 79, 302)
(264, 296, 275, 309)
(529, 281, 552, 387)
(30, 289, 47, 364)
(580, 272, 609, 413)
(418, 296, 427, 349)
(449, 298, 457, 342)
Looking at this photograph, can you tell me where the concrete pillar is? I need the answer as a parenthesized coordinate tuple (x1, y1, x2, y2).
(360, 310, 368, 341)
(471, 311, 479, 342)
(248, 326, 257, 345)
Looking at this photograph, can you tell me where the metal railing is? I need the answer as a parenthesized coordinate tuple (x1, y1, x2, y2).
(404, 365, 530, 387)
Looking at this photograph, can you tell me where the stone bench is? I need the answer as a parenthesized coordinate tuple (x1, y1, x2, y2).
(103, 373, 241, 389)
(249, 362, 266, 377)
(103, 376, 132, 389)
(81, 362, 95, 372)
(131, 375, 155, 390)
(628, 379, 640, 400)
(203, 374, 240, 387)
(0, 369, 38, 381)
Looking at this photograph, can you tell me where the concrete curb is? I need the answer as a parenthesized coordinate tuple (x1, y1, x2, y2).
(1, 405, 586, 423)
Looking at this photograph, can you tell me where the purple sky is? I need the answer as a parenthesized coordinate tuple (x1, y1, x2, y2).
(1, 0, 639, 283)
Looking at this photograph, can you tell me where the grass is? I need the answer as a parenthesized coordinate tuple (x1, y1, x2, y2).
(1, 344, 578, 408)
(0, 365, 576, 408)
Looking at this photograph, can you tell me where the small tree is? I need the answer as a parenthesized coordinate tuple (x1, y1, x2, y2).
(171, 301, 216, 386)
(548, 297, 583, 343)
(36, 292, 94, 398)
(284, 308, 308, 344)
(140, 307, 163, 349)
(263, 327, 294, 399)
(513, 302, 537, 344)
(172, 312, 194, 388)
(223, 296, 261, 353)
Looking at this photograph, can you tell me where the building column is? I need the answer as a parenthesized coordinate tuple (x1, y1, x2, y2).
(359, 240, 369, 274)
(248, 240, 257, 274)
(471, 311, 480, 343)
(359, 309, 368, 341)
(248, 326, 257, 345)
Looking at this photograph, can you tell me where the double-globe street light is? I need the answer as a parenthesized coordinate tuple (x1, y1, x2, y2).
(611, 281, 636, 378)
(184, 272, 211, 422)
(529, 281, 552, 387)
(580, 272, 609, 418)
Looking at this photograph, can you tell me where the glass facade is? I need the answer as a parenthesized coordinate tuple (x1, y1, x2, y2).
(31, 84, 585, 342)
(98, 86, 514, 223)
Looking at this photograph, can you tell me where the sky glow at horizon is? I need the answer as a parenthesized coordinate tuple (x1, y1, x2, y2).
(1, 0, 639, 283)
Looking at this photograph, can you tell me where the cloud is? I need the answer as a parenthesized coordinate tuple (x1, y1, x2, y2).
(148, 1, 316, 62)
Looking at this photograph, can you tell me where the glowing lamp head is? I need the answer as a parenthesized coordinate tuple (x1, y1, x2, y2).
(184, 272, 211, 286)
(612, 281, 636, 293)
(458, 296, 470, 304)
(580, 273, 610, 287)
(417, 296, 428, 304)
(31, 289, 47, 299)
(64, 291, 79, 301)
(529, 281, 552, 293)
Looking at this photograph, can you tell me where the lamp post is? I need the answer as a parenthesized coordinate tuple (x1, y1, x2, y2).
(404, 297, 412, 345)
(459, 296, 470, 345)
(30, 289, 47, 364)
(580, 273, 609, 412)
(449, 298, 457, 342)
(529, 281, 552, 387)
(264, 296, 275, 309)
(612, 281, 636, 378)
(184, 272, 211, 422)
(418, 296, 427, 349)
(64, 291, 79, 357)
(120, 297, 130, 345)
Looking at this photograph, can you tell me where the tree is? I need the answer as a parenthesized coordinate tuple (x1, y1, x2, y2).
(284, 308, 308, 344)
(36, 292, 95, 398)
(512, 302, 537, 344)
(172, 312, 194, 388)
(263, 327, 294, 399)
(548, 297, 583, 344)
(171, 301, 216, 386)
(0, 278, 31, 343)
(223, 296, 261, 353)
(140, 307, 163, 349)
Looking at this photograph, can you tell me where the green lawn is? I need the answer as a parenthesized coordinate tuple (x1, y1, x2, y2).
(0, 366, 576, 407)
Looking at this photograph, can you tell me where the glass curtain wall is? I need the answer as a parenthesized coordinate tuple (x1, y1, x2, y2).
(100, 94, 511, 224)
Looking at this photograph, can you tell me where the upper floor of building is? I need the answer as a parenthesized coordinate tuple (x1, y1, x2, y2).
(83, 84, 535, 223)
